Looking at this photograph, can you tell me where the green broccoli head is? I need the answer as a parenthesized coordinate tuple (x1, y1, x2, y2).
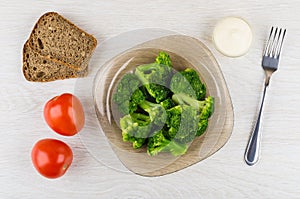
(180, 68, 206, 100)
(120, 114, 153, 148)
(170, 72, 197, 99)
(160, 98, 176, 110)
(122, 132, 146, 149)
(145, 84, 171, 103)
(171, 94, 214, 137)
(170, 68, 206, 100)
(135, 62, 172, 103)
(134, 52, 173, 103)
(165, 105, 181, 140)
(135, 63, 171, 85)
(155, 51, 172, 67)
(200, 96, 214, 119)
(166, 105, 199, 143)
(172, 94, 214, 117)
(113, 73, 142, 115)
(196, 118, 208, 136)
(129, 88, 145, 113)
(139, 100, 167, 128)
(147, 129, 187, 156)
(115, 52, 214, 156)
(139, 85, 155, 101)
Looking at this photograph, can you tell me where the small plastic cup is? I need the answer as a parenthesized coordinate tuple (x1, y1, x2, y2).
(212, 16, 253, 57)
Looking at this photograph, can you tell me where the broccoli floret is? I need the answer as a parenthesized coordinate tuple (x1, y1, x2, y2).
(119, 98, 168, 149)
(130, 113, 151, 126)
(134, 52, 173, 103)
(129, 88, 145, 113)
(139, 100, 167, 127)
(135, 62, 172, 103)
(165, 105, 199, 143)
(120, 114, 152, 138)
(115, 52, 214, 156)
(196, 96, 213, 136)
(200, 96, 214, 119)
(147, 129, 187, 156)
(122, 132, 146, 149)
(179, 68, 206, 100)
(170, 72, 196, 99)
(172, 94, 214, 117)
(120, 114, 152, 149)
(155, 51, 172, 67)
(160, 98, 176, 110)
(139, 85, 155, 102)
(146, 84, 171, 103)
(165, 105, 181, 140)
(196, 118, 208, 136)
(113, 73, 143, 115)
(170, 68, 206, 100)
(172, 94, 214, 137)
(135, 63, 171, 86)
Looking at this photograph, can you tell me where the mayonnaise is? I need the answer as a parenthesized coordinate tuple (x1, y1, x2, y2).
(213, 17, 253, 57)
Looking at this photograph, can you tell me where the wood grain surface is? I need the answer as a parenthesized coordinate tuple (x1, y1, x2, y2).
(1, 0, 300, 198)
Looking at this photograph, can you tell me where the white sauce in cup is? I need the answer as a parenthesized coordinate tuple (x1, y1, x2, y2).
(213, 17, 253, 57)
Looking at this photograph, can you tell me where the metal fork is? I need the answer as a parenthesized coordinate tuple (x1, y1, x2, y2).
(244, 27, 286, 166)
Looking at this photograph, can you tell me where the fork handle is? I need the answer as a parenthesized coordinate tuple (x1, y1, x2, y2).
(244, 84, 268, 166)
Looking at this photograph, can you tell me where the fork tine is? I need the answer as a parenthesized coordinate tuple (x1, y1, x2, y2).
(264, 27, 286, 58)
(272, 28, 282, 57)
(276, 28, 286, 58)
(269, 27, 278, 57)
(264, 27, 274, 56)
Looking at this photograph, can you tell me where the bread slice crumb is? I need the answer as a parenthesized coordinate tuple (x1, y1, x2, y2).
(23, 41, 87, 82)
(22, 12, 97, 82)
(28, 12, 97, 70)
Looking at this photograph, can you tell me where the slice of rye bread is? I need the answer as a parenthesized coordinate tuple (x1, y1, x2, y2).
(27, 12, 97, 70)
(23, 41, 87, 82)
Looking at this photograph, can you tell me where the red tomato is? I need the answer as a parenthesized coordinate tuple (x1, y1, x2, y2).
(44, 93, 85, 136)
(31, 139, 73, 179)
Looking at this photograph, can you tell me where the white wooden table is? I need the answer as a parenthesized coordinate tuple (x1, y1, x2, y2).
(1, 0, 300, 198)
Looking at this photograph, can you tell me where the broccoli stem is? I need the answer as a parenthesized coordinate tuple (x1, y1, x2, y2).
(138, 100, 167, 127)
(164, 141, 188, 156)
(172, 93, 205, 110)
(148, 139, 187, 156)
(139, 100, 158, 111)
(130, 113, 151, 126)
